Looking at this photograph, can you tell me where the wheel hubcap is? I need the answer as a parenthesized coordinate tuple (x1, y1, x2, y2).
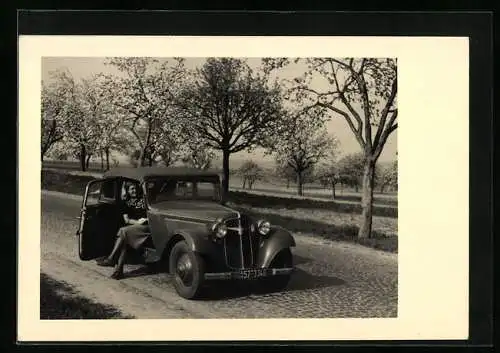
(176, 254, 193, 286)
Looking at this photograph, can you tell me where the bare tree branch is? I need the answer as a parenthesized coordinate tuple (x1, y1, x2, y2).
(317, 102, 365, 148)
(373, 78, 398, 149)
(327, 59, 363, 131)
(374, 110, 398, 159)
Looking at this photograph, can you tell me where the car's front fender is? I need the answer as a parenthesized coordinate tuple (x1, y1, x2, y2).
(167, 229, 216, 255)
(256, 226, 295, 268)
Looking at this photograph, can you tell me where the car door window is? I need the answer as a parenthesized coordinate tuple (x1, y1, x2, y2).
(86, 181, 103, 206)
(175, 181, 194, 198)
(100, 180, 116, 202)
(145, 178, 220, 204)
(196, 182, 219, 200)
(85, 180, 116, 206)
(151, 180, 176, 203)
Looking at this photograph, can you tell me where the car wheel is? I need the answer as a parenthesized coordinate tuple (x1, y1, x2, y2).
(255, 249, 293, 294)
(169, 241, 205, 299)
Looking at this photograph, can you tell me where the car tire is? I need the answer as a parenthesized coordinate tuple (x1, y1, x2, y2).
(169, 241, 205, 299)
(255, 249, 293, 294)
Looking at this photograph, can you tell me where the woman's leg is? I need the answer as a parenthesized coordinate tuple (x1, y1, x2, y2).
(109, 224, 150, 279)
(108, 231, 125, 262)
(97, 227, 126, 266)
(111, 245, 127, 279)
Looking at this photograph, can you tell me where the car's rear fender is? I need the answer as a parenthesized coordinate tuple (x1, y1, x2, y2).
(257, 226, 296, 268)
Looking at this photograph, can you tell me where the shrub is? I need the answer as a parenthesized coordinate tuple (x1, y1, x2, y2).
(42, 169, 97, 195)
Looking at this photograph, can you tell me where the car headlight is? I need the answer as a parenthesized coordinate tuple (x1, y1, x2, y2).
(211, 219, 227, 239)
(257, 220, 271, 236)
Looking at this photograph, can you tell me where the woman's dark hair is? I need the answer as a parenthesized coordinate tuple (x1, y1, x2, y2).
(124, 182, 141, 200)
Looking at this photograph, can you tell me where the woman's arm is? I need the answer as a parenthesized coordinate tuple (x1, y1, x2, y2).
(123, 214, 143, 225)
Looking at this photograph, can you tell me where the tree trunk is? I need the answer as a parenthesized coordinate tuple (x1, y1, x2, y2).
(331, 182, 336, 200)
(297, 171, 304, 196)
(142, 120, 154, 167)
(222, 149, 230, 194)
(105, 148, 110, 171)
(286, 178, 290, 189)
(100, 151, 104, 171)
(358, 159, 376, 239)
(242, 178, 246, 189)
(139, 143, 152, 167)
(85, 154, 91, 170)
(79, 144, 86, 172)
(41, 120, 57, 162)
(41, 142, 48, 162)
(138, 146, 147, 167)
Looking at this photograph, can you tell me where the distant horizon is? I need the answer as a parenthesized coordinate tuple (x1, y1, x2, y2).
(42, 57, 397, 164)
(44, 151, 395, 171)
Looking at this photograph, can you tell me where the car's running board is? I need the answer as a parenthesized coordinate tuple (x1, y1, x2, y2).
(143, 247, 160, 263)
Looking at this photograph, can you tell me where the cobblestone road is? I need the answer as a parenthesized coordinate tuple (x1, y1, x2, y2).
(40, 192, 398, 318)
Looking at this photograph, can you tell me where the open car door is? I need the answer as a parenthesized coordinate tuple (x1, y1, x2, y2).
(77, 179, 121, 261)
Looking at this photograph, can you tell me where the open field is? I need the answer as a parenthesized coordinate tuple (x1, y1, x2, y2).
(229, 175, 398, 207)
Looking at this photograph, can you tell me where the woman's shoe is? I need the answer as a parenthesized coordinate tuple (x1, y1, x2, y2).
(96, 257, 115, 267)
(110, 270, 124, 280)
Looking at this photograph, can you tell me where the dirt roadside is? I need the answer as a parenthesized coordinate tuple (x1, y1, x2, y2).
(41, 256, 208, 319)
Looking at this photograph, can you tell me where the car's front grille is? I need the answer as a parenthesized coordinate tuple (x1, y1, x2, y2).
(222, 214, 259, 269)
(241, 214, 261, 268)
(223, 228, 243, 268)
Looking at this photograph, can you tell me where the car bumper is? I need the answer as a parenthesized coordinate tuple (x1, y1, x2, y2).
(204, 267, 294, 280)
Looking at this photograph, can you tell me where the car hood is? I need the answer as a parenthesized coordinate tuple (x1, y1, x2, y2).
(149, 200, 239, 223)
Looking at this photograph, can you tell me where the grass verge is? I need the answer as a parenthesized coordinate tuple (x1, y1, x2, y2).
(229, 190, 397, 218)
(229, 204, 398, 253)
(40, 273, 133, 319)
(41, 169, 397, 253)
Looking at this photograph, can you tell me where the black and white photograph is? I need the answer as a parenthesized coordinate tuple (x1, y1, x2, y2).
(40, 56, 398, 319)
(18, 34, 471, 342)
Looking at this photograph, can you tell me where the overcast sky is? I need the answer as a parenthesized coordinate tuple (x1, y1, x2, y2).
(42, 57, 397, 166)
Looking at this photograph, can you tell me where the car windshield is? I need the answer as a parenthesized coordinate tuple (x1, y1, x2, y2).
(146, 178, 221, 204)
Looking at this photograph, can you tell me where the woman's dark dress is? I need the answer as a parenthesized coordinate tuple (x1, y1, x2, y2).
(118, 198, 151, 250)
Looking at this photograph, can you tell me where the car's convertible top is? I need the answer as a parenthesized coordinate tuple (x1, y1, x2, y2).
(103, 167, 221, 182)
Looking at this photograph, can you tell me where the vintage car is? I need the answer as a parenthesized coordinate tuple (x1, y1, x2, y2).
(76, 167, 296, 299)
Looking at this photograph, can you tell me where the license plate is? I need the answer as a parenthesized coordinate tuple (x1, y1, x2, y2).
(239, 268, 267, 280)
